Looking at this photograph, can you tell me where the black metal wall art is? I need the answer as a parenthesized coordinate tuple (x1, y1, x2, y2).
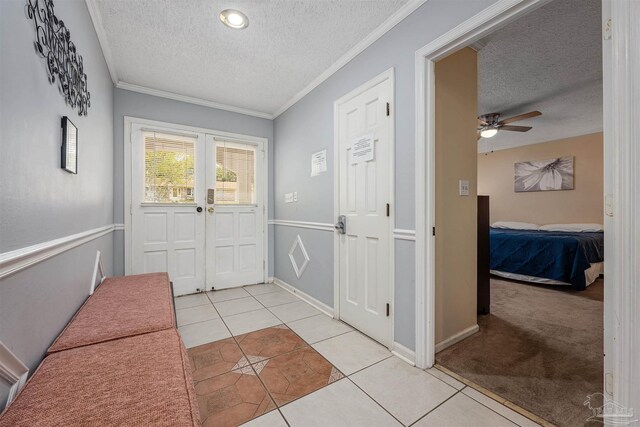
(26, 0, 91, 116)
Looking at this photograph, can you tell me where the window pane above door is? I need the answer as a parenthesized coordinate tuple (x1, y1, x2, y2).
(143, 131, 196, 203)
(215, 141, 256, 205)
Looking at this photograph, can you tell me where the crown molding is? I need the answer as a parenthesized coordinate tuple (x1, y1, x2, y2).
(272, 0, 429, 118)
(85, 0, 118, 84)
(86, 0, 427, 120)
(115, 82, 274, 119)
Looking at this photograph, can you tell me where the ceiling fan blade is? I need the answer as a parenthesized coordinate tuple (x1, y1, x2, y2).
(498, 111, 541, 125)
(477, 118, 488, 126)
(500, 125, 532, 132)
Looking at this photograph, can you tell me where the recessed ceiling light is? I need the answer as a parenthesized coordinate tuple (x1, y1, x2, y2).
(480, 128, 498, 138)
(220, 9, 249, 29)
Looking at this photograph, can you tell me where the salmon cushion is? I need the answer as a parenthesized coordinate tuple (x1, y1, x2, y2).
(0, 329, 200, 427)
(47, 273, 175, 354)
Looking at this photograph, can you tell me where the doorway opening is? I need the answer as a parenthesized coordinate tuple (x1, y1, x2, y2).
(417, 0, 609, 425)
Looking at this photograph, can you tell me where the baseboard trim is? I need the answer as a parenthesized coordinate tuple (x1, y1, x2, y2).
(273, 278, 334, 317)
(0, 224, 116, 280)
(435, 324, 479, 353)
(392, 342, 416, 366)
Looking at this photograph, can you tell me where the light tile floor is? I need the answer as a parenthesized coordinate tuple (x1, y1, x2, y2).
(175, 283, 541, 427)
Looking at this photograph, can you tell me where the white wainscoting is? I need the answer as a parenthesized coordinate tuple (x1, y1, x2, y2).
(269, 220, 416, 242)
(268, 219, 334, 232)
(0, 224, 117, 280)
(393, 229, 416, 241)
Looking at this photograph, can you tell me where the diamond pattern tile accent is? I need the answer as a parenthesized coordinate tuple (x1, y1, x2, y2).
(246, 355, 267, 364)
(328, 366, 345, 384)
(253, 360, 268, 375)
(231, 356, 250, 371)
(235, 365, 256, 375)
(288, 235, 310, 278)
(188, 325, 345, 425)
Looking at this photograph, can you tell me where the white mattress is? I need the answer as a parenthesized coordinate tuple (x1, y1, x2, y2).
(491, 262, 604, 288)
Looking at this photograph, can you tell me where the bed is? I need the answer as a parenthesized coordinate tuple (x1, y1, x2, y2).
(489, 227, 604, 291)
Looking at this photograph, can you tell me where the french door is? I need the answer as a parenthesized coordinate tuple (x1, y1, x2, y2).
(205, 135, 265, 290)
(129, 122, 265, 295)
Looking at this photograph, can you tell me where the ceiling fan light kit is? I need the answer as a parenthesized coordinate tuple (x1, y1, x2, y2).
(480, 128, 498, 138)
(477, 110, 542, 139)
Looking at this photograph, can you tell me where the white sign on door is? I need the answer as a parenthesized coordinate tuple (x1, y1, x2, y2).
(350, 134, 374, 164)
(311, 149, 327, 177)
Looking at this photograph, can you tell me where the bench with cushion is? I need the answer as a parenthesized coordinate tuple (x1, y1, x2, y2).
(0, 329, 200, 427)
(47, 272, 175, 354)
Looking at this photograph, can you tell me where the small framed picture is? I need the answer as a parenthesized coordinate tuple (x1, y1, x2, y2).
(61, 116, 78, 174)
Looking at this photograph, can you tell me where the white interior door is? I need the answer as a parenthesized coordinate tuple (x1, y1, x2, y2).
(131, 126, 206, 296)
(205, 136, 265, 290)
(336, 71, 393, 346)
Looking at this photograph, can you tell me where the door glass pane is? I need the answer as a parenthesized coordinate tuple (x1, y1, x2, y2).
(215, 141, 256, 205)
(143, 131, 196, 203)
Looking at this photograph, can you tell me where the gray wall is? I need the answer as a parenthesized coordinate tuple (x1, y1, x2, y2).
(0, 0, 114, 389)
(273, 0, 497, 350)
(112, 89, 275, 277)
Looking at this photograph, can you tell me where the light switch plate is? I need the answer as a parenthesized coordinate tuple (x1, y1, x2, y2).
(285, 193, 294, 203)
(459, 180, 470, 196)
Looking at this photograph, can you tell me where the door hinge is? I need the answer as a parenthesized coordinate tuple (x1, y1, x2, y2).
(603, 17, 612, 40)
(386, 303, 390, 317)
(386, 203, 390, 217)
(432, 226, 435, 236)
(130, 203, 133, 216)
(386, 102, 390, 116)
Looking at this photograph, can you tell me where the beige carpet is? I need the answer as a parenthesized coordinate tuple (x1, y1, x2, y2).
(436, 277, 603, 427)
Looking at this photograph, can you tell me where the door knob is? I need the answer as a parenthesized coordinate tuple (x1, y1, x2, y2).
(207, 207, 215, 213)
(335, 215, 346, 234)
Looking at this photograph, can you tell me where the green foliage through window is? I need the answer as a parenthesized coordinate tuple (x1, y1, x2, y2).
(216, 164, 237, 182)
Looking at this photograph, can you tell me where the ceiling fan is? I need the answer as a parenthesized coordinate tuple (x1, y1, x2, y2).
(477, 110, 542, 139)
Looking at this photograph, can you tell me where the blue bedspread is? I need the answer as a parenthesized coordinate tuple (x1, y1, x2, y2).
(490, 228, 604, 290)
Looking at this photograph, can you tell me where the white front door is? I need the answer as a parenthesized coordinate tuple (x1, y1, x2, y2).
(131, 126, 206, 296)
(205, 136, 265, 290)
(129, 122, 266, 295)
(335, 70, 394, 346)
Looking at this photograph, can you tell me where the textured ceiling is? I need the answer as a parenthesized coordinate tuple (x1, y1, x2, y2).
(94, 0, 408, 115)
(476, 0, 602, 152)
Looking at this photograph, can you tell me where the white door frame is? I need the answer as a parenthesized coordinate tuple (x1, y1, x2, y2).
(414, 0, 640, 415)
(333, 68, 395, 349)
(123, 116, 270, 288)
